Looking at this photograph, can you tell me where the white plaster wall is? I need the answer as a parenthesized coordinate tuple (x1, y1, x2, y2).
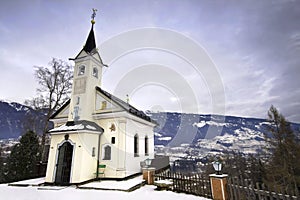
(125, 118, 155, 176)
(45, 132, 100, 184)
(69, 57, 102, 122)
(75, 133, 99, 183)
(45, 134, 63, 183)
(94, 116, 155, 178)
(96, 118, 125, 178)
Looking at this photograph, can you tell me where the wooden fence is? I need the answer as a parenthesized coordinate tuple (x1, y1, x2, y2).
(154, 170, 212, 198)
(227, 177, 300, 200)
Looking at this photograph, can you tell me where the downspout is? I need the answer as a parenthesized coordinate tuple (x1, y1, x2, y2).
(124, 122, 127, 177)
(96, 132, 101, 179)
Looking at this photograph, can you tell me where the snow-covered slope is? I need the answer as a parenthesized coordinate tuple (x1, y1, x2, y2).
(1, 101, 300, 158)
(0, 101, 47, 139)
(150, 112, 300, 159)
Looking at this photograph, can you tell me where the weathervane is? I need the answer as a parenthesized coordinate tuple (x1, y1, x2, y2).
(91, 8, 97, 24)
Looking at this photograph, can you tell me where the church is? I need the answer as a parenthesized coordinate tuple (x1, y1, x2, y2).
(45, 12, 156, 185)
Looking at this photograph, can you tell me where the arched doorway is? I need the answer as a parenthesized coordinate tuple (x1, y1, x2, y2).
(55, 141, 73, 185)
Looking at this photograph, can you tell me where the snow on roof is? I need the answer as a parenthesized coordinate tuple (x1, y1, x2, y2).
(49, 120, 104, 133)
(50, 124, 85, 132)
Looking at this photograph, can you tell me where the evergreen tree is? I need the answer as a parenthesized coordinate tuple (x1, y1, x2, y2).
(0, 148, 4, 183)
(265, 105, 300, 192)
(248, 154, 266, 184)
(5, 131, 41, 182)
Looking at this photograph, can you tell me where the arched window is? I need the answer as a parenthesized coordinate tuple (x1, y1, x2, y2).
(92, 67, 98, 78)
(92, 147, 96, 157)
(134, 134, 139, 157)
(78, 65, 85, 76)
(103, 145, 111, 160)
(76, 96, 80, 105)
(145, 136, 149, 156)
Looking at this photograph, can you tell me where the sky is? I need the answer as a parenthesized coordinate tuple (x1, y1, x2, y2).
(0, 0, 300, 123)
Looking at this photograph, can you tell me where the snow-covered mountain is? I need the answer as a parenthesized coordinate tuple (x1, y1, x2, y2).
(0, 101, 46, 139)
(150, 112, 300, 160)
(1, 100, 300, 158)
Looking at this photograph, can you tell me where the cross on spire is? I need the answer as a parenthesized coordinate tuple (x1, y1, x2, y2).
(91, 8, 97, 24)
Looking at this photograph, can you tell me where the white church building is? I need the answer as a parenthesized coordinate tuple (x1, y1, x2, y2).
(45, 14, 156, 185)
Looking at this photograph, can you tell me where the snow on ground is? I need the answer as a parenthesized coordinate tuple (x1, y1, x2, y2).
(193, 121, 206, 128)
(9, 177, 45, 186)
(154, 132, 162, 137)
(206, 121, 229, 127)
(0, 184, 211, 200)
(158, 137, 172, 141)
(79, 175, 144, 190)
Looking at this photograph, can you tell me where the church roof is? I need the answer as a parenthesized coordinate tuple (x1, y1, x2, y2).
(96, 87, 155, 123)
(74, 23, 98, 59)
(50, 88, 156, 124)
(49, 120, 104, 133)
(51, 99, 70, 119)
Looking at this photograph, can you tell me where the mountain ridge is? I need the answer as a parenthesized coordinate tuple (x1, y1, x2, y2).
(1, 101, 300, 158)
(0, 100, 47, 139)
(149, 111, 300, 159)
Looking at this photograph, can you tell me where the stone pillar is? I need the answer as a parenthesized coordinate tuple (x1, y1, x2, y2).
(209, 174, 228, 200)
(142, 167, 156, 185)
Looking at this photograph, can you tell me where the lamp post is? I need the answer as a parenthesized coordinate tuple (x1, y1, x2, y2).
(209, 160, 228, 200)
(145, 158, 152, 168)
(142, 158, 155, 185)
(212, 161, 222, 175)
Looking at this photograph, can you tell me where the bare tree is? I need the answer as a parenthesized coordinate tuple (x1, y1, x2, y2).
(26, 58, 73, 156)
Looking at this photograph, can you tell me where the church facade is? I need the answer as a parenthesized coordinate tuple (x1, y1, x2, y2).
(45, 15, 156, 185)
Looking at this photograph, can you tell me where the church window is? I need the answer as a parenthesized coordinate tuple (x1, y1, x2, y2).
(92, 67, 98, 78)
(111, 137, 115, 144)
(78, 65, 85, 76)
(134, 134, 139, 157)
(145, 136, 149, 156)
(92, 147, 96, 157)
(73, 106, 80, 121)
(76, 96, 80, 105)
(101, 101, 107, 109)
(103, 145, 111, 160)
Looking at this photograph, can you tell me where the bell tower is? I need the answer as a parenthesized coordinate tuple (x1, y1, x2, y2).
(68, 9, 106, 122)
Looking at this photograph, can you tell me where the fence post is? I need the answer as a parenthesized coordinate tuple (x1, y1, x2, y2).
(209, 174, 229, 200)
(142, 167, 156, 185)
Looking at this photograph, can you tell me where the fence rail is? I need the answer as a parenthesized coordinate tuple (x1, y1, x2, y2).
(154, 170, 212, 198)
(227, 177, 299, 200)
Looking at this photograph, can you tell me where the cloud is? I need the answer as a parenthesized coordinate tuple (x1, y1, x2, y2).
(0, 0, 300, 122)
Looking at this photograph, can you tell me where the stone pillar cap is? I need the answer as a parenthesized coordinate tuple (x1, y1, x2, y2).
(209, 174, 228, 178)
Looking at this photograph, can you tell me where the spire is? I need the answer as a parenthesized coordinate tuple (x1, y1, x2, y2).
(83, 9, 97, 53)
(83, 26, 96, 53)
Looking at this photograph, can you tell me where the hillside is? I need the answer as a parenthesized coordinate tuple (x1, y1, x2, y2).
(150, 112, 300, 160)
(0, 101, 46, 139)
(1, 101, 300, 158)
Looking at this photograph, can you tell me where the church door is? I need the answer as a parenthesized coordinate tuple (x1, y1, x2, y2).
(55, 142, 73, 185)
